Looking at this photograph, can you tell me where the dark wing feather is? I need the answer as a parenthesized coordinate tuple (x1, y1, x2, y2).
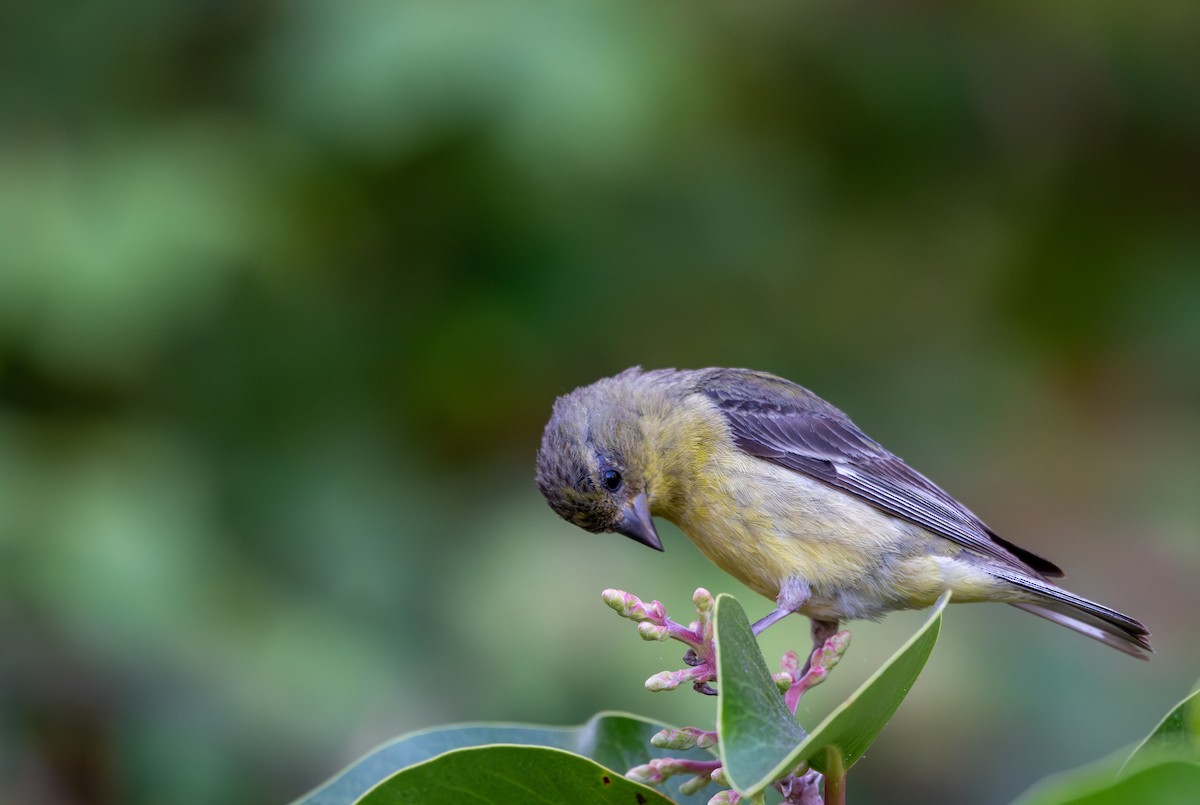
(697, 369, 1063, 579)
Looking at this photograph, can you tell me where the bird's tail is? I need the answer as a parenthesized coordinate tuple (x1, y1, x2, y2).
(989, 568, 1153, 660)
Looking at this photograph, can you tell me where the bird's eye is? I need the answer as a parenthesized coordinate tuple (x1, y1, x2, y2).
(602, 469, 622, 491)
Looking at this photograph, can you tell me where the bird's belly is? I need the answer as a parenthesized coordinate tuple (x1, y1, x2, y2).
(670, 460, 991, 621)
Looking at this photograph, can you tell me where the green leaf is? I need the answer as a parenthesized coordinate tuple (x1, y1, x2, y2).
(1123, 686, 1200, 771)
(800, 592, 948, 776)
(1014, 758, 1200, 805)
(719, 592, 949, 796)
(293, 712, 715, 805)
(356, 744, 676, 805)
(1014, 685, 1200, 805)
(715, 594, 807, 793)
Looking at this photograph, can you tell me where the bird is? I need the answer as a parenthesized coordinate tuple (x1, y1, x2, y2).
(535, 367, 1152, 660)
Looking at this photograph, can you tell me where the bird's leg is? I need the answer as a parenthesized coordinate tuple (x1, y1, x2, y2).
(751, 577, 811, 636)
(750, 608, 791, 635)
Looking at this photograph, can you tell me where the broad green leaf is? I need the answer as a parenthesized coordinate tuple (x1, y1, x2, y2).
(800, 592, 948, 776)
(721, 592, 949, 796)
(1014, 757, 1200, 805)
(1123, 686, 1200, 772)
(1009, 748, 1128, 805)
(715, 593, 807, 793)
(292, 712, 715, 805)
(1015, 685, 1200, 805)
(356, 744, 676, 805)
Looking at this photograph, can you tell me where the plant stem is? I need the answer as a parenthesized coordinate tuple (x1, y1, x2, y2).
(822, 747, 846, 805)
(823, 772, 845, 805)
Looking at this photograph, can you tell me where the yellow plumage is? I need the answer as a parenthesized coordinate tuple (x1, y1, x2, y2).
(535, 367, 1152, 658)
(650, 400, 995, 620)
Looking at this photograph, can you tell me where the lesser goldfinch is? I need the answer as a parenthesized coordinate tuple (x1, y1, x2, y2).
(535, 367, 1152, 658)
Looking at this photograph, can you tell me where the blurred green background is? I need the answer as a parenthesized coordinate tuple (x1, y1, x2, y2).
(2, 1, 1198, 803)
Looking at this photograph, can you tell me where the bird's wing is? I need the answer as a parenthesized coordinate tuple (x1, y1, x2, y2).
(697, 368, 1063, 578)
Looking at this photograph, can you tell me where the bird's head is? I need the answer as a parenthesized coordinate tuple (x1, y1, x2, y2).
(535, 378, 662, 551)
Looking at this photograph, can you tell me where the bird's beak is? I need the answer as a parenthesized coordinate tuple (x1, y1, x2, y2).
(614, 492, 663, 551)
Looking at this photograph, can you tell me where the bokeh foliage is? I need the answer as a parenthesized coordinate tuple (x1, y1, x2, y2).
(1, 1, 1198, 803)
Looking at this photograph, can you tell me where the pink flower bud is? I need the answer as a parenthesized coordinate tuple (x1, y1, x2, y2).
(638, 622, 669, 641)
(645, 670, 684, 692)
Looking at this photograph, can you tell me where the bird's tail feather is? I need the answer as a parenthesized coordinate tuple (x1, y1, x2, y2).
(989, 568, 1153, 660)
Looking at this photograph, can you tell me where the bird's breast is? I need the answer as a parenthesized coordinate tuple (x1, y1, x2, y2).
(664, 450, 968, 620)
